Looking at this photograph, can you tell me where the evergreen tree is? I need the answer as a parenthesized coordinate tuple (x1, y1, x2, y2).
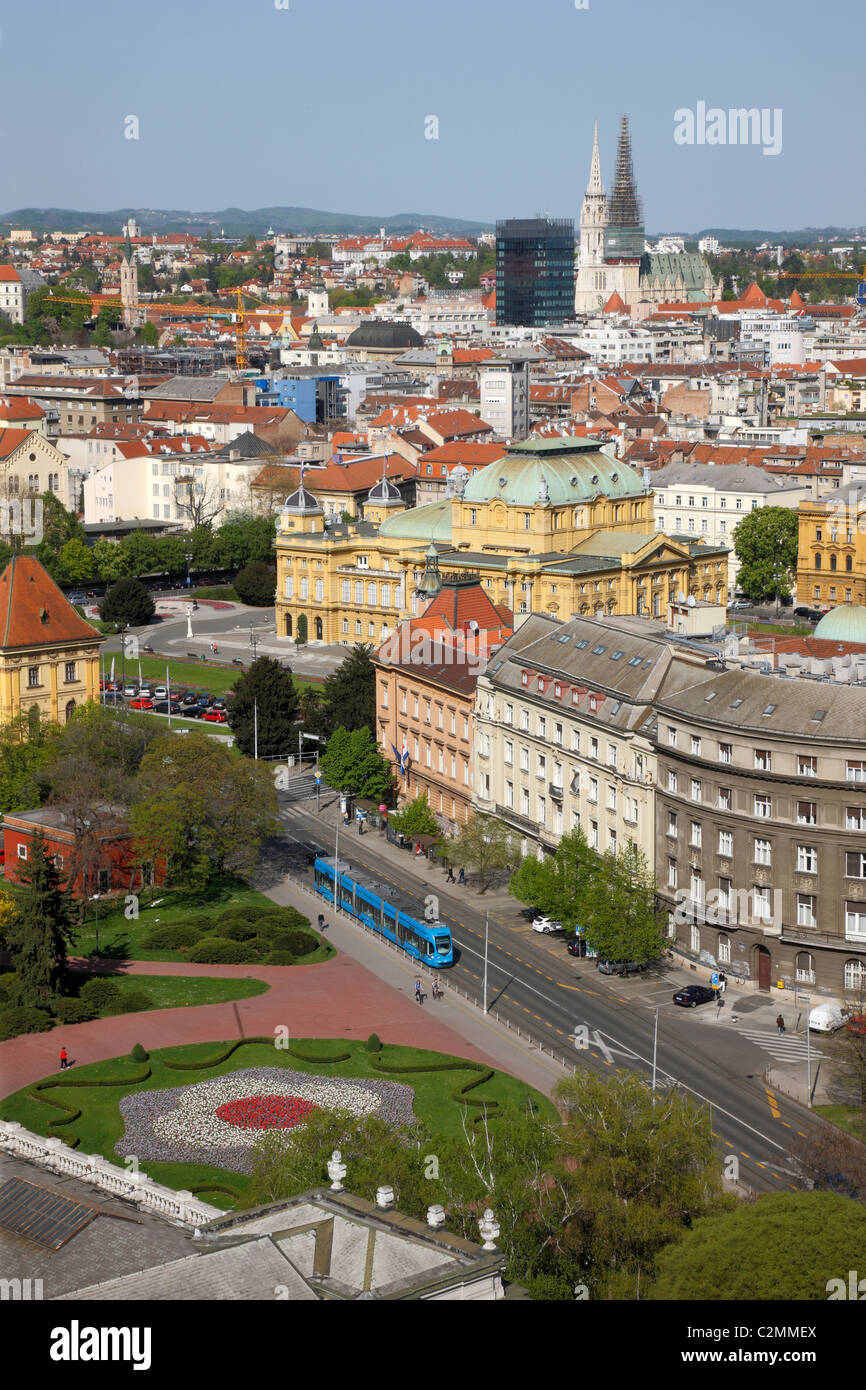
(228, 657, 299, 758)
(321, 644, 375, 733)
(98, 576, 155, 626)
(6, 829, 76, 1004)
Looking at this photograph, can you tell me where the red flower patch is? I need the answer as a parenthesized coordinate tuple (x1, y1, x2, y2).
(216, 1094, 319, 1130)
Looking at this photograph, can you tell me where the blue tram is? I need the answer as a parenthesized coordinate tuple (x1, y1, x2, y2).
(313, 857, 454, 967)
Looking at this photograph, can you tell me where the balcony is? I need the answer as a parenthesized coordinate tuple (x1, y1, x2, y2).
(495, 803, 537, 834)
(549, 782, 564, 802)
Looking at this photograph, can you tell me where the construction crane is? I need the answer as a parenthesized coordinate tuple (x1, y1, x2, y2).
(774, 263, 866, 307)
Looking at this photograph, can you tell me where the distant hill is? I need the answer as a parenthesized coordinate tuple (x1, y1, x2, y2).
(655, 226, 866, 247)
(0, 206, 493, 238)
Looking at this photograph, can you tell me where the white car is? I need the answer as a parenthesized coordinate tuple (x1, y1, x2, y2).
(152, 685, 168, 700)
(532, 916, 563, 934)
(727, 598, 751, 611)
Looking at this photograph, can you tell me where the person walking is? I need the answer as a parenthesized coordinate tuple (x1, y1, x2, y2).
(432, 975, 442, 1000)
(457, 867, 466, 885)
(59, 1047, 69, 1070)
(414, 977, 423, 1005)
(776, 1013, 785, 1036)
(445, 865, 455, 883)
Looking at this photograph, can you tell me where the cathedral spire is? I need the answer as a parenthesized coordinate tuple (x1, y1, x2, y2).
(607, 115, 642, 229)
(587, 119, 604, 197)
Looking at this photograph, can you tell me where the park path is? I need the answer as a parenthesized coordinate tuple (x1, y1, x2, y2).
(0, 953, 501, 1095)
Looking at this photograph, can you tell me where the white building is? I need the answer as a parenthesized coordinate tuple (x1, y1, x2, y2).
(82, 443, 269, 526)
(479, 357, 529, 440)
(651, 462, 810, 593)
(0, 265, 45, 324)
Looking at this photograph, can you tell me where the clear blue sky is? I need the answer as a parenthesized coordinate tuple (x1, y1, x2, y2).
(2, 0, 861, 231)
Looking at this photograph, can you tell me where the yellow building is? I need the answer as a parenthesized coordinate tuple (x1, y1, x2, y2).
(0, 554, 102, 724)
(796, 486, 866, 610)
(275, 437, 729, 644)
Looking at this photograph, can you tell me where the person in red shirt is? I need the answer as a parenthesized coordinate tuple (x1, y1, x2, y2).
(60, 1047, 69, 1070)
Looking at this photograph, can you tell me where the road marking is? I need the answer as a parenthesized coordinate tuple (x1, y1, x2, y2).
(764, 1087, 781, 1120)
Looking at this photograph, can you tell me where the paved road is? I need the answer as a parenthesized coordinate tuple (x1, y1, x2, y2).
(277, 793, 827, 1195)
(123, 604, 347, 680)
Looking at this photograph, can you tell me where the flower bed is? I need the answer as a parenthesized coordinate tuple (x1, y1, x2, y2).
(115, 1068, 417, 1174)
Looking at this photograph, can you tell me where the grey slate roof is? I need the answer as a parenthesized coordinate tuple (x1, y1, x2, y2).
(652, 462, 808, 494)
(146, 375, 231, 402)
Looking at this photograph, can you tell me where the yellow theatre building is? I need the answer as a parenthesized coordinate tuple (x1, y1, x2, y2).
(0, 555, 101, 725)
(274, 437, 729, 645)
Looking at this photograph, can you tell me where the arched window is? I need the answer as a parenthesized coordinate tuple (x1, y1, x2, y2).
(315, 617, 323, 641)
(795, 951, 815, 983)
(64, 699, 76, 723)
(846, 554, 853, 572)
(814, 554, 821, 569)
(844, 958, 866, 992)
(284, 613, 292, 637)
(830, 554, 837, 571)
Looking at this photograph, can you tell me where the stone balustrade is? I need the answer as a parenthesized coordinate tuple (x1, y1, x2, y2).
(0, 1121, 220, 1226)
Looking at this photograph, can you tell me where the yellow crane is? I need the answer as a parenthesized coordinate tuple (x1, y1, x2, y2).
(774, 263, 866, 306)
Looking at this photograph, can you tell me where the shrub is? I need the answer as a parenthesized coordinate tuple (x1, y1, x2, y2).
(366, 1033, 382, 1053)
(140, 923, 201, 949)
(98, 576, 155, 626)
(218, 906, 264, 930)
(265, 951, 295, 966)
(272, 930, 316, 957)
(101, 989, 153, 1015)
(0, 1006, 53, 1040)
(179, 912, 215, 934)
(234, 561, 276, 607)
(130, 1043, 149, 1062)
(78, 978, 121, 1009)
(187, 937, 259, 964)
(223, 922, 257, 941)
(53, 998, 96, 1025)
(0, 972, 19, 1004)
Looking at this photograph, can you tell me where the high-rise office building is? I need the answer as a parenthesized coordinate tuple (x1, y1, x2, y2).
(495, 217, 575, 327)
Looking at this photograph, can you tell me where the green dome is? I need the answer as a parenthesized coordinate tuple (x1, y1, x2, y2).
(814, 604, 866, 643)
(462, 436, 644, 507)
(378, 498, 452, 542)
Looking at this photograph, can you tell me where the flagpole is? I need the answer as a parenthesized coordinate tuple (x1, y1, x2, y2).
(166, 662, 171, 730)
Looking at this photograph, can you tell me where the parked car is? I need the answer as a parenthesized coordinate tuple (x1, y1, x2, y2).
(153, 699, 184, 714)
(129, 697, 154, 710)
(794, 606, 823, 622)
(202, 708, 228, 723)
(196, 694, 214, 708)
(727, 598, 751, 611)
(673, 984, 716, 1008)
(66, 591, 87, 605)
(180, 703, 203, 718)
(122, 683, 139, 698)
(212, 697, 227, 711)
(566, 936, 588, 958)
(531, 916, 563, 934)
(598, 959, 646, 976)
(152, 685, 168, 700)
(808, 1003, 846, 1033)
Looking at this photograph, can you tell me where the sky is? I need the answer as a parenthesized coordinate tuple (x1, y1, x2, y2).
(1, 0, 862, 232)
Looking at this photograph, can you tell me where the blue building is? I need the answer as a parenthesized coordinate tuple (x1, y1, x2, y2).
(255, 372, 341, 424)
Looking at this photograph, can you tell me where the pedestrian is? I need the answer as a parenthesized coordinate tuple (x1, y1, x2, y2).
(457, 867, 466, 885)
(414, 977, 423, 1005)
(776, 1013, 785, 1035)
(446, 865, 455, 883)
(60, 1047, 68, 1070)
(317, 913, 324, 929)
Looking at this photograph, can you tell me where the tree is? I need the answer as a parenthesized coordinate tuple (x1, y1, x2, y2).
(228, 657, 298, 758)
(98, 577, 155, 627)
(57, 537, 95, 585)
(296, 686, 330, 741)
(389, 792, 440, 838)
(554, 1070, 729, 1299)
(295, 613, 308, 645)
(5, 829, 76, 1005)
(118, 530, 161, 578)
(0, 883, 17, 951)
(92, 536, 133, 583)
(0, 708, 61, 814)
(509, 828, 599, 933)
(436, 812, 520, 892)
(32, 493, 86, 579)
(792, 1122, 866, 1197)
(732, 507, 799, 603)
(137, 320, 159, 346)
(580, 844, 666, 965)
(825, 1016, 866, 1122)
(130, 731, 279, 888)
(321, 644, 375, 733)
(233, 560, 276, 606)
(320, 725, 394, 801)
(647, 1192, 866, 1301)
(173, 474, 224, 530)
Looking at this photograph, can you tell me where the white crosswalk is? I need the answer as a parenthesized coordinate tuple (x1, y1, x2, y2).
(735, 1027, 824, 1062)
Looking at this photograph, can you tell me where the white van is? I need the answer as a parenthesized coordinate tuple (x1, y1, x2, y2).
(808, 1003, 846, 1033)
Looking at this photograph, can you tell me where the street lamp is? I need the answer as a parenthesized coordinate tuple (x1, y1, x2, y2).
(90, 893, 100, 955)
(185, 550, 193, 590)
(249, 627, 260, 662)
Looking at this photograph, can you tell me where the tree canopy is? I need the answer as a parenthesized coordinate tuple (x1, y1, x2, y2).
(388, 792, 440, 838)
(233, 560, 276, 606)
(98, 577, 155, 627)
(320, 644, 376, 733)
(436, 812, 520, 891)
(320, 725, 393, 802)
(5, 829, 76, 1005)
(228, 656, 298, 759)
(732, 506, 800, 602)
(509, 828, 599, 933)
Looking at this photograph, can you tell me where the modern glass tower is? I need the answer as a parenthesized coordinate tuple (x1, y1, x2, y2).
(495, 217, 575, 326)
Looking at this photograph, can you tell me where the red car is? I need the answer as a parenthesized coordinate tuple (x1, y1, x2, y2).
(129, 697, 154, 710)
(202, 708, 227, 723)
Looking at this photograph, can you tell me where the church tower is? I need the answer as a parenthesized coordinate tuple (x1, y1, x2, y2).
(119, 230, 140, 329)
(307, 260, 329, 321)
(575, 121, 609, 313)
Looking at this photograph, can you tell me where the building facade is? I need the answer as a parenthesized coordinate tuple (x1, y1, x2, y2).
(0, 555, 101, 726)
(796, 486, 866, 610)
(495, 218, 575, 327)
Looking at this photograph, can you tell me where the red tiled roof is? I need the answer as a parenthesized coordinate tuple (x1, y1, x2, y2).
(0, 555, 100, 650)
(420, 441, 503, 467)
(0, 427, 37, 459)
(0, 397, 45, 419)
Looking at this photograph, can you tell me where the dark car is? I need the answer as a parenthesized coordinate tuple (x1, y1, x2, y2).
(673, 984, 716, 1008)
(196, 694, 214, 708)
(212, 697, 227, 711)
(153, 699, 184, 714)
(793, 606, 822, 622)
(598, 959, 646, 976)
(181, 704, 203, 719)
(566, 936, 588, 958)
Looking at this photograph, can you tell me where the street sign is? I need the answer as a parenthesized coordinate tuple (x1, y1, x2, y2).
(711, 971, 720, 988)
(314, 771, 321, 784)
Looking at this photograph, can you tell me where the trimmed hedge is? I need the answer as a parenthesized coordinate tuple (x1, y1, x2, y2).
(264, 951, 295, 966)
(0, 1006, 53, 1040)
(366, 1033, 382, 1053)
(187, 938, 259, 964)
(140, 923, 201, 949)
(53, 998, 96, 1025)
(223, 922, 258, 942)
(27, 1062, 153, 1143)
(162, 1037, 352, 1071)
(370, 1055, 499, 1116)
(130, 1043, 149, 1062)
(78, 978, 121, 1009)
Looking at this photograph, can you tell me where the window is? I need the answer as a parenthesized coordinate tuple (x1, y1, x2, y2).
(752, 886, 771, 920)
(667, 770, 678, 793)
(689, 821, 702, 848)
(690, 923, 701, 953)
(797, 800, 817, 825)
(845, 851, 866, 879)
(504, 740, 513, 765)
(718, 742, 732, 765)
(798, 846, 818, 874)
(520, 746, 529, 772)
(754, 837, 772, 865)
(846, 807, 866, 830)
(667, 810, 678, 837)
(537, 754, 547, 781)
(505, 781, 514, 808)
(520, 709, 530, 731)
(64, 662, 76, 683)
(538, 716, 547, 739)
(718, 830, 733, 857)
(691, 735, 702, 757)
(589, 737, 599, 760)
(16, 843, 28, 860)
(554, 722, 563, 746)
(845, 907, 866, 942)
(718, 787, 731, 811)
(754, 795, 771, 819)
(797, 894, 816, 929)
(504, 702, 514, 725)
(795, 951, 816, 984)
(690, 779, 701, 803)
(521, 787, 530, 816)
(847, 762, 866, 783)
(27, 666, 40, 688)
(606, 785, 617, 813)
(667, 857, 678, 888)
(797, 755, 817, 777)
(589, 777, 598, 804)
(718, 933, 732, 964)
(590, 820, 599, 850)
(668, 727, 678, 748)
(754, 749, 771, 771)
(571, 729, 580, 753)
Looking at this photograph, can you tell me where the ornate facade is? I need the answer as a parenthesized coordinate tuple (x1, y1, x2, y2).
(0, 555, 101, 725)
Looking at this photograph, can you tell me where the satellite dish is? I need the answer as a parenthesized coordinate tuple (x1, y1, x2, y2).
(687, 595, 696, 607)
(677, 591, 685, 602)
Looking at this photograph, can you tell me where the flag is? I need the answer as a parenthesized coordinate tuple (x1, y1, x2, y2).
(400, 741, 409, 774)
(110, 656, 115, 684)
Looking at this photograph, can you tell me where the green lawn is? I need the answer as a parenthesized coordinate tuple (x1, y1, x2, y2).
(85, 973, 271, 1010)
(104, 656, 322, 699)
(0, 1037, 556, 1205)
(812, 1103, 866, 1142)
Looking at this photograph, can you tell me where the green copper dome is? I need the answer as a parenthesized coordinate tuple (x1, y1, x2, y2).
(462, 436, 644, 507)
(813, 604, 866, 643)
(378, 498, 452, 542)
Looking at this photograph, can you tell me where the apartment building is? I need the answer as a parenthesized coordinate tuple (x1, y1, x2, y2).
(796, 485, 866, 610)
(653, 668, 866, 1003)
(0, 264, 45, 323)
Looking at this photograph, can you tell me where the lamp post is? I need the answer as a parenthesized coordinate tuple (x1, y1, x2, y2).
(249, 628, 260, 663)
(185, 549, 193, 590)
(483, 911, 489, 1014)
(119, 625, 128, 695)
(651, 1006, 660, 1104)
(91, 893, 100, 955)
